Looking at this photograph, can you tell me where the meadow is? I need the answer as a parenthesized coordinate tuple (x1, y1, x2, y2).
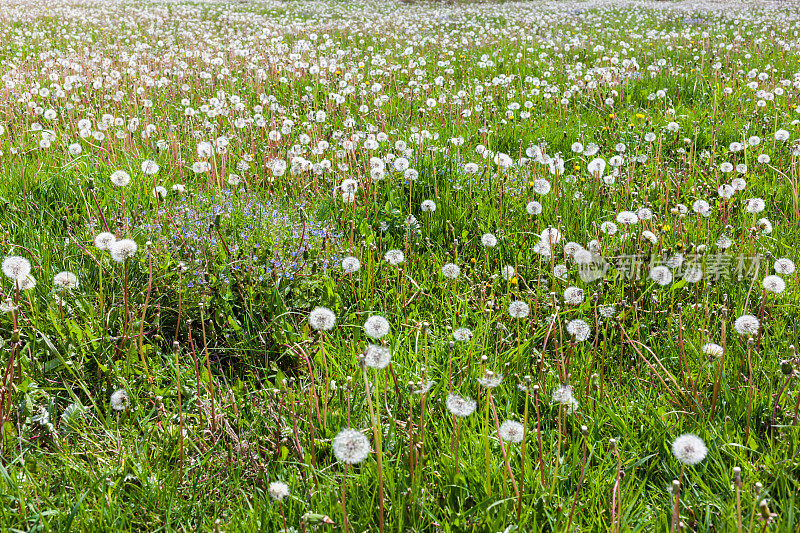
(1, 0, 800, 530)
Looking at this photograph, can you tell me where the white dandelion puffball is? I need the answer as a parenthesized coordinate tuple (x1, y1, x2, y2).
(552, 385, 579, 413)
(734, 314, 760, 335)
(384, 249, 404, 265)
(2, 256, 31, 282)
(526, 201, 542, 215)
(671, 434, 707, 465)
(566, 319, 591, 342)
(564, 286, 585, 305)
(774, 258, 795, 274)
(110, 239, 138, 262)
(446, 394, 477, 417)
(18, 275, 36, 291)
(308, 306, 336, 331)
(477, 371, 503, 389)
(533, 179, 552, 195)
(453, 327, 473, 342)
(649, 265, 673, 286)
(53, 271, 79, 290)
(745, 198, 766, 214)
(587, 157, 606, 177)
(332, 428, 371, 464)
(363, 343, 392, 369)
(441, 263, 460, 279)
(501, 265, 515, 280)
(94, 232, 117, 250)
(342, 256, 361, 273)
(268, 481, 290, 502)
(110, 388, 129, 411)
(702, 343, 724, 357)
(498, 420, 525, 443)
(481, 233, 498, 247)
(682, 267, 703, 283)
(616, 211, 639, 224)
(600, 221, 618, 235)
(509, 300, 530, 318)
(141, 160, 159, 175)
(421, 199, 436, 212)
(364, 315, 390, 339)
(540, 227, 562, 245)
(110, 170, 131, 187)
(775, 129, 790, 141)
(762, 275, 786, 294)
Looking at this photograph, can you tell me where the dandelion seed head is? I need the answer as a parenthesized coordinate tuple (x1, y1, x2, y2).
(477, 370, 503, 389)
(508, 300, 530, 318)
(566, 319, 591, 342)
(446, 394, 476, 417)
(564, 286, 584, 305)
(332, 428, 371, 464)
(342, 256, 361, 273)
(363, 343, 392, 369)
(2, 256, 31, 282)
(268, 481, 290, 502)
(762, 275, 785, 294)
(94, 232, 117, 251)
(384, 249, 404, 265)
(110, 170, 131, 187)
(552, 385, 579, 413)
(526, 201, 542, 215)
(110, 389, 129, 411)
(441, 263, 460, 279)
(453, 327, 473, 342)
(53, 271, 79, 290)
(702, 343, 724, 357)
(649, 265, 673, 286)
(671, 433, 707, 465)
(481, 233, 498, 247)
(364, 315, 390, 339)
(734, 314, 760, 335)
(308, 306, 336, 331)
(774, 258, 795, 274)
(110, 239, 138, 262)
(498, 420, 525, 443)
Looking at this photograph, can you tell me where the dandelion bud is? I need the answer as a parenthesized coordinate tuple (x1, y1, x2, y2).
(172, 341, 180, 354)
(581, 425, 588, 436)
(781, 360, 794, 376)
(733, 467, 742, 487)
(11, 329, 19, 343)
(480, 354, 488, 363)
(790, 345, 796, 358)
(759, 500, 771, 519)
(87, 178, 94, 190)
(747, 336, 756, 347)
(672, 480, 680, 493)
(755, 482, 763, 492)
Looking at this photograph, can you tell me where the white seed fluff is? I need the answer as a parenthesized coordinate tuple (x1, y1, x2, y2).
(671, 434, 707, 465)
(332, 428, 371, 464)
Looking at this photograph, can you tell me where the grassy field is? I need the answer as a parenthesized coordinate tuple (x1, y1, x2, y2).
(1, 0, 800, 530)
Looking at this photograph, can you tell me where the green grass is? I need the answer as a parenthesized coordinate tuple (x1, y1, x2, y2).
(1, 0, 800, 531)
